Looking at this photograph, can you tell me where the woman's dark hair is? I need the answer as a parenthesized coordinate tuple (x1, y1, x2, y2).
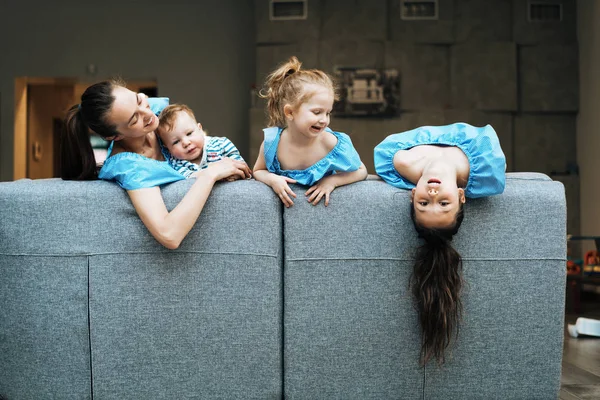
(60, 79, 125, 180)
(410, 203, 465, 366)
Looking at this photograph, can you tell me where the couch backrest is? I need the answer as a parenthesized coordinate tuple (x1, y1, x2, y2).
(0, 179, 283, 399)
(0, 173, 566, 399)
(282, 172, 566, 399)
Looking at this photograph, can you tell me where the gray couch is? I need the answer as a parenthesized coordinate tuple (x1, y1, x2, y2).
(0, 173, 566, 399)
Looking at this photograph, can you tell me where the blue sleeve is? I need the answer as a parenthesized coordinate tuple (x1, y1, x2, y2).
(332, 130, 362, 171)
(98, 155, 185, 190)
(263, 127, 281, 174)
(148, 97, 170, 116)
(373, 134, 415, 190)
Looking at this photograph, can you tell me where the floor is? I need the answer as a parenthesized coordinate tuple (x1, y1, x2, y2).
(559, 292, 600, 400)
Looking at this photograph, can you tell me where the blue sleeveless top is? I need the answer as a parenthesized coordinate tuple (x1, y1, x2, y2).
(263, 126, 362, 186)
(373, 122, 506, 198)
(98, 97, 190, 190)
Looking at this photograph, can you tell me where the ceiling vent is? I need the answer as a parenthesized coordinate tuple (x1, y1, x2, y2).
(528, 1, 562, 22)
(401, 0, 438, 20)
(270, 0, 307, 21)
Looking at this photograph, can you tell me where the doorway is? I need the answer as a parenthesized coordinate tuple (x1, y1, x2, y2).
(13, 78, 157, 180)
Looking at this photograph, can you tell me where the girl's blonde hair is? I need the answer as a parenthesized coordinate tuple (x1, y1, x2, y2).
(259, 56, 337, 127)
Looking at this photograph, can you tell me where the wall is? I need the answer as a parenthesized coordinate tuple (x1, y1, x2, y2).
(251, 0, 580, 234)
(577, 0, 600, 236)
(0, 0, 255, 182)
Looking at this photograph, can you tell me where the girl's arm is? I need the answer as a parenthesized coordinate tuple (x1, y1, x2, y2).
(393, 146, 446, 184)
(253, 141, 297, 207)
(128, 158, 248, 249)
(305, 162, 368, 206)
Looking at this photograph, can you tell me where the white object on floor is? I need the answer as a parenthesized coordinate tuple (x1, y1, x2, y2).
(568, 317, 600, 338)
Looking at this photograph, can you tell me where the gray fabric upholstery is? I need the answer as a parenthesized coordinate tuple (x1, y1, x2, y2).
(0, 179, 282, 399)
(283, 173, 566, 399)
(0, 256, 91, 400)
(0, 173, 565, 399)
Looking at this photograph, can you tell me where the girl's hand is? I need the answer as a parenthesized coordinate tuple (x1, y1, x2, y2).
(270, 176, 297, 207)
(305, 177, 336, 206)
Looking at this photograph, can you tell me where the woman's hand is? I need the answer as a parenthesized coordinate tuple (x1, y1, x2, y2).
(203, 158, 251, 182)
(221, 160, 252, 182)
(305, 177, 336, 206)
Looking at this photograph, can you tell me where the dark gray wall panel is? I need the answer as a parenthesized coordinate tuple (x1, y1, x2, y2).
(255, 0, 322, 43)
(249, 107, 267, 166)
(385, 42, 450, 110)
(322, 0, 386, 40)
(451, 42, 517, 110)
(389, 0, 455, 43)
(256, 42, 320, 88)
(318, 39, 385, 74)
(455, 0, 512, 42)
(520, 45, 579, 112)
(514, 114, 576, 174)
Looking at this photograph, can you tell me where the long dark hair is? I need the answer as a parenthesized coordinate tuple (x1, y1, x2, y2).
(60, 79, 124, 180)
(410, 203, 465, 366)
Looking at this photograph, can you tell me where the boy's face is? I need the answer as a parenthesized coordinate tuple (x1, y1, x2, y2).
(159, 111, 205, 162)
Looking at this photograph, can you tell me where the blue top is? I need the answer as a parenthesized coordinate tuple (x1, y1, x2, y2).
(98, 97, 190, 190)
(373, 122, 506, 198)
(263, 126, 362, 186)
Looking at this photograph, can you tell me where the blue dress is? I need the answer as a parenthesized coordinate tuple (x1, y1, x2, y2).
(263, 126, 362, 186)
(98, 97, 188, 190)
(373, 122, 506, 198)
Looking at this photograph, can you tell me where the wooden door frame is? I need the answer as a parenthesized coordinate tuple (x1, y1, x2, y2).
(13, 77, 79, 180)
(13, 78, 157, 180)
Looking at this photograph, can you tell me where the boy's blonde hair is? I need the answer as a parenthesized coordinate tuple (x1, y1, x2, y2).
(158, 104, 197, 133)
(259, 56, 338, 128)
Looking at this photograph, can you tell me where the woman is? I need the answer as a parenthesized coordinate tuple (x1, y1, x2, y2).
(374, 122, 506, 365)
(61, 79, 251, 249)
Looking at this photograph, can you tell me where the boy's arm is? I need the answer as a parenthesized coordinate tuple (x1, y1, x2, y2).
(221, 137, 245, 162)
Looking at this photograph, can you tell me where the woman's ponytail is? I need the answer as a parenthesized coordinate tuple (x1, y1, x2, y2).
(59, 79, 122, 180)
(60, 105, 97, 180)
(410, 204, 465, 366)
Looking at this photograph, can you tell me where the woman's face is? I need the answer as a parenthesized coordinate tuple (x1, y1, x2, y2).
(106, 86, 159, 140)
(411, 176, 466, 229)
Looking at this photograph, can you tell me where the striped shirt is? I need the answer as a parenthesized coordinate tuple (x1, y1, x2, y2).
(168, 136, 246, 178)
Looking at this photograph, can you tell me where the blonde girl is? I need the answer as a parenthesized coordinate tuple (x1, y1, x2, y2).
(253, 57, 367, 207)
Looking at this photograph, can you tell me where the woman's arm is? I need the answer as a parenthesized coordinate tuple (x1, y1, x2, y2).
(305, 162, 368, 206)
(128, 158, 248, 249)
(253, 141, 297, 207)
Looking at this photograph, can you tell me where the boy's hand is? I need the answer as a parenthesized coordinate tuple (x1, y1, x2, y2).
(305, 177, 336, 206)
(270, 176, 297, 207)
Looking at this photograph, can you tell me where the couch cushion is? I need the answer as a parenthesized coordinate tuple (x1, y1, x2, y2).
(0, 178, 283, 398)
(282, 172, 565, 398)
